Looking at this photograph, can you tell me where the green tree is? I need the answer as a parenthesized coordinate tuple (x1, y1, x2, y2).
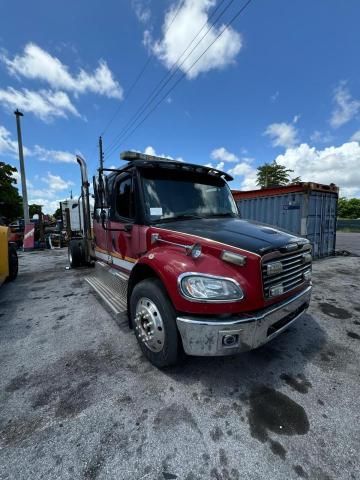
(29, 204, 42, 218)
(53, 207, 62, 219)
(0, 162, 23, 222)
(256, 162, 300, 187)
(337, 197, 360, 219)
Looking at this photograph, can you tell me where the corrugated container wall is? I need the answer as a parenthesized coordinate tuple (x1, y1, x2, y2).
(232, 183, 338, 259)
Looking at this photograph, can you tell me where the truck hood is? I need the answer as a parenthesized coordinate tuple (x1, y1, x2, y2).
(157, 217, 306, 255)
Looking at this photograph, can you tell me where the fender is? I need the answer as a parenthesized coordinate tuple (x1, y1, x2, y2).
(132, 244, 266, 316)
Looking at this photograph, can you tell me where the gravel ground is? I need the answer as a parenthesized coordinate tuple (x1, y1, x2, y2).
(0, 249, 359, 480)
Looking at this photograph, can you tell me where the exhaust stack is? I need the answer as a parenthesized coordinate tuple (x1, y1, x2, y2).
(76, 155, 91, 242)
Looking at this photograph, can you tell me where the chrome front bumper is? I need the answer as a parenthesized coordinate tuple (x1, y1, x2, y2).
(176, 286, 312, 356)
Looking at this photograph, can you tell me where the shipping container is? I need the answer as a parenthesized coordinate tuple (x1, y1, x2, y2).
(232, 183, 339, 259)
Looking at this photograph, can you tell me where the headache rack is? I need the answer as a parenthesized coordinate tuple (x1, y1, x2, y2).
(120, 151, 233, 181)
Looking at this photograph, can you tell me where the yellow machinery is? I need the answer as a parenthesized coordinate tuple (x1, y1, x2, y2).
(0, 226, 18, 286)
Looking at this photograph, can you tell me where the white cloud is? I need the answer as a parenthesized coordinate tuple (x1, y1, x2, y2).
(10, 169, 33, 189)
(143, 145, 184, 162)
(206, 161, 225, 171)
(25, 172, 76, 213)
(310, 130, 334, 145)
(275, 142, 360, 197)
(228, 162, 253, 177)
(204, 161, 221, 170)
(146, 0, 242, 79)
(210, 147, 238, 163)
(330, 82, 360, 128)
(144, 145, 156, 156)
(0, 87, 80, 121)
(0, 125, 19, 156)
(132, 0, 151, 24)
(0, 124, 33, 156)
(27, 196, 64, 215)
(1, 43, 123, 100)
(350, 130, 360, 142)
(34, 145, 75, 163)
(41, 172, 74, 191)
(215, 161, 224, 170)
(207, 147, 257, 189)
(0, 124, 77, 212)
(227, 161, 257, 190)
(0, 123, 75, 163)
(264, 122, 299, 148)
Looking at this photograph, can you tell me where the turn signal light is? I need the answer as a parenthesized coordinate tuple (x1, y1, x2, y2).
(221, 250, 247, 266)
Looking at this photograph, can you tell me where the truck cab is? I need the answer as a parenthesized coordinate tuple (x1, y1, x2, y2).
(69, 151, 312, 368)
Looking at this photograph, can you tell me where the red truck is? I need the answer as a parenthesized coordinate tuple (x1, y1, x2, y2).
(69, 151, 312, 368)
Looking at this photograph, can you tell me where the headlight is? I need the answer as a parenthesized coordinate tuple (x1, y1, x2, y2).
(178, 273, 244, 302)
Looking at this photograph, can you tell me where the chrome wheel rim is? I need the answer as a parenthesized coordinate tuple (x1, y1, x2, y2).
(134, 297, 165, 352)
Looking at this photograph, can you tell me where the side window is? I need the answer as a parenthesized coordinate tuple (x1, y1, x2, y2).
(115, 175, 134, 220)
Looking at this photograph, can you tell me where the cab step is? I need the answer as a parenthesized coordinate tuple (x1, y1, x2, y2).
(85, 261, 128, 318)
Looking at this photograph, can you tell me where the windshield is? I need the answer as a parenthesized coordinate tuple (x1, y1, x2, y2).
(140, 168, 238, 222)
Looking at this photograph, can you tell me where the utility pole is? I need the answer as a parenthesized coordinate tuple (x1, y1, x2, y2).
(14, 109, 30, 225)
(99, 136, 104, 171)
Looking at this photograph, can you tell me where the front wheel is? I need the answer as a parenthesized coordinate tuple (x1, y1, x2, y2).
(130, 278, 181, 368)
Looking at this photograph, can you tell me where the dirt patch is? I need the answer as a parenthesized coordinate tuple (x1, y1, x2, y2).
(280, 373, 312, 394)
(5, 343, 123, 421)
(319, 303, 352, 319)
(347, 331, 360, 340)
(248, 385, 309, 442)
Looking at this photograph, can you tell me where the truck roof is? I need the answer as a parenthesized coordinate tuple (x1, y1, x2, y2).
(103, 151, 233, 182)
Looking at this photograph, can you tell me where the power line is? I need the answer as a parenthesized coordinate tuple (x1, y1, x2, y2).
(99, 0, 185, 138)
(105, 0, 231, 157)
(109, 0, 254, 151)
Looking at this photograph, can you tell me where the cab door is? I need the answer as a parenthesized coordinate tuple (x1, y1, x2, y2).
(107, 171, 140, 273)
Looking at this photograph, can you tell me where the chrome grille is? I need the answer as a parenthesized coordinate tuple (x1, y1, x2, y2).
(262, 249, 312, 299)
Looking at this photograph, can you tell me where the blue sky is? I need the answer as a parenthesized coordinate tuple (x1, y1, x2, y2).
(0, 0, 359, 212)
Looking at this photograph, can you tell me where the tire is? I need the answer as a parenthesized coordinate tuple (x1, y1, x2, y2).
(130, 278, 180, 368)
(68, 239, 85, 268)
(7, 244, 18, 282)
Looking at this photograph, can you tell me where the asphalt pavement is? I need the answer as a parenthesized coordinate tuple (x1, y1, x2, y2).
(0, 248, 359, 480)
(336, 232, 360, 256)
